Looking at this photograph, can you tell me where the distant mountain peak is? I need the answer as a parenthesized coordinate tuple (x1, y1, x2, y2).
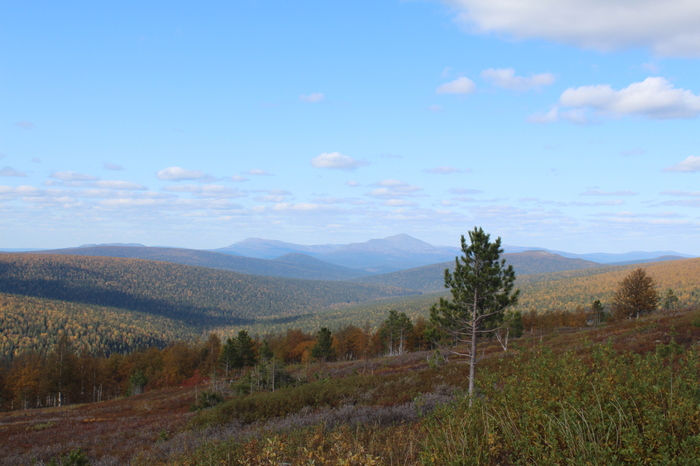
(78, 243, 145, 248)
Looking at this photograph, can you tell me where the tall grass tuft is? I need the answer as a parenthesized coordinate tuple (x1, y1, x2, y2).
(421, 343, 700, 465)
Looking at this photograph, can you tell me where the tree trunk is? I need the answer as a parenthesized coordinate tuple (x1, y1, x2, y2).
(469, 294, 478, 407)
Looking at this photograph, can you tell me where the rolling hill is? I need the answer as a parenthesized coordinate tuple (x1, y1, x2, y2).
(353, 250, 603, 293)
(0, 254, 418, 327)
(329, 258, 700, 328)
(22, 245, 369, 281)
(513, 257, 700, 313)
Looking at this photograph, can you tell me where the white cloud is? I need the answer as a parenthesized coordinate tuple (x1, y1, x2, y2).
(163, 184, 246, 198)
(230, 175, 249, 182)
(571, 200, 625, 206)
(300, 93, 324, 102)
(528, 107, 560, 124)
(642, 62, 660, 74)
(103, 162, 124, 171)
(94, 180, 147, 190)
(436, 76, 476, 94)
(0, 167, 27, 177)
(376, 179, 407, 187)
(428, 105, 444, 113)
(661, 190, 700, 197)
(559, 77, 700, 120)
(16, 121, 35, 130)
(444, 0, 700, 56)
(383, 199, 418, 207)
(156, 167, 207, 181)
(664, 156, 700, 172)
(0, 185, 42, 196)
(594, 211, 684, 219)
(527, 107, 589, 125)
(44, 180, 147, 190)
(481, 68, 555, 91)
(247, 169, 273, 176)
(367, 180, 423, 198)
(581, 188, 638, 196)
(311, 152, 369, 170)
(619, 148, 647, 157)
(271, 203, 322, 211)
(346, 180, 359, 187)
(661, 199, 700, 208)
(253, 189, 292, 203)
(423, 166, 470, 174)
(254, 195, 284, 202)
(448, 188, 482, 194)
(51, 171, 99, 181)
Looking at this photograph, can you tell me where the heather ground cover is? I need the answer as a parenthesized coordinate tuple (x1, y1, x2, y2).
(2, 306, 700, 465)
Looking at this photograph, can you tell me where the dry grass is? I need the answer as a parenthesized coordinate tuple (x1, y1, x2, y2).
(0, 386, 196, 465)
(3, 305, 699, 464)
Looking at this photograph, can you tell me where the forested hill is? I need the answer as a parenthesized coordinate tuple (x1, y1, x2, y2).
(354, 250, 602, 293)
(24, 245, 369, 281)
(0, 254, 418, 326)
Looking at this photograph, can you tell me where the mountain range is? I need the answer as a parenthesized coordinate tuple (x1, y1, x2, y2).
(213, 234, 462, 273)
(5, 234, 693, 282)
(212, 234, 694, 271)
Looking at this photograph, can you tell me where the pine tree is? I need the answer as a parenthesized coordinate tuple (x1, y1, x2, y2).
(430, 227, 519, 403)
(311, 327, 335, 362)
(611, 268, 659, 320)
(380, 310, 413, 356)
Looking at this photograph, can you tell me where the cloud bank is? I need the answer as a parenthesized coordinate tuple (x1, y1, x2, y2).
(664, 156, 700, 172)
(311, 152, 369, 170)
(444, 0, 700, 56)
(436, 77, 476, 94)
(481, 68, 555, 91)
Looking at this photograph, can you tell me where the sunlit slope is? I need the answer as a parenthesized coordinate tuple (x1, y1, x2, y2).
(0, 292, 198, 358)
(354, 250, 602, 293)
(295, 258, 700, 331)
(515, 258, 700, 313)
(0, 254, 418, 326)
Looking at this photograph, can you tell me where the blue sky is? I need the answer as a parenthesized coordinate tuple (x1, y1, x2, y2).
(2, 0, 699, 254)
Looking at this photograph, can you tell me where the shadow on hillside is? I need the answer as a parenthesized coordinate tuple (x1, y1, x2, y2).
(0, 276, 255, 328)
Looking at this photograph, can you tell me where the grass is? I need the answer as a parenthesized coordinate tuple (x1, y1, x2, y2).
(2, 306, 700, 465)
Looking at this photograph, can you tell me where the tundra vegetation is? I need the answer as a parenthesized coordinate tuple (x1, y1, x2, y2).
(2, 241, 700, 463)
(3, 302, 700, 464)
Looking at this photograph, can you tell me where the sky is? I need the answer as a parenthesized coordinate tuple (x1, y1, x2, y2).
(1, 0, 700, 254)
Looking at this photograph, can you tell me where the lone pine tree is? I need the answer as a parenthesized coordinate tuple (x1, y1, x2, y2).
(430, 227, 519, 403)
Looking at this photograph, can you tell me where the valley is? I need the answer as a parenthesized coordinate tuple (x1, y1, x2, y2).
(1, 235, 699, 359)
(2, 235, 700, 464)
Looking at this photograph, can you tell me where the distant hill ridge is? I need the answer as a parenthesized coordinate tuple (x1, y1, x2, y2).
(353, 250, 602, 293)
(24, 245, 370, 281)
(215, 234, 462, 273)
(212, 235, 693, 272)
(8, 234, 694, 278)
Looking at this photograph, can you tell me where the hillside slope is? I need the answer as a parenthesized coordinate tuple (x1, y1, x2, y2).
(0, 292, 197, 357)
(24, 246, 369, 281)
(514, 257, 700, 313)
(0, 254, 418, 327)
(354, 250, 602, 292)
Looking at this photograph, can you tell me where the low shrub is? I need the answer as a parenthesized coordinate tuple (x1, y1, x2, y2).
(421, 344, 700, 465)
